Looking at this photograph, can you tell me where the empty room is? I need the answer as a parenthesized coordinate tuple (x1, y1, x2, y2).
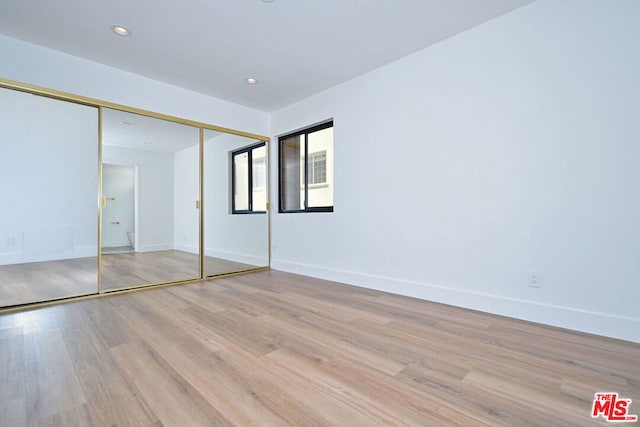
(1, 0, 638, 425)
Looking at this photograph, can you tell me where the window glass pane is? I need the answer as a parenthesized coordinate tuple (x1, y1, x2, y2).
(307, 127, 333, 208)
(234, 151, 249, 211)
(252, 145, 267, 211)
(280, 135, 304, 211)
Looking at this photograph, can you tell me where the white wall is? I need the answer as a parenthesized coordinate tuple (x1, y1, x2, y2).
(270, 0, 640, 343)
(0, 87, 98, 264)
(0, 35, 269, 136)
(203, 132, 269, 266)
(102, 146, 174, 252)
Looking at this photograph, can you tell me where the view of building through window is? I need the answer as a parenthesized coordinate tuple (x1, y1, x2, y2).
(279, 121, 333, 212)
(305, 127, 332, 208)
(308, 151, 326, 185)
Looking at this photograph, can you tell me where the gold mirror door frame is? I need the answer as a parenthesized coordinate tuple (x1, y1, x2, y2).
(0, 78, 270, 310)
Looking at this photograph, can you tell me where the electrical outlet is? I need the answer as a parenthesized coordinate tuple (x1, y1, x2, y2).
(528, 271, 543, 288)
(7, 236, 16, 247)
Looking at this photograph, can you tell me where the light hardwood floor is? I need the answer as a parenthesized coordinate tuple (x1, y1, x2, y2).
(0, 270, 638, 426)
(0, 251, 259, 306)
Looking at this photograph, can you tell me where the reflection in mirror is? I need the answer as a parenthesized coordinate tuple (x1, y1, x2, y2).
(0, 87, 99, 306)
(203, 129, 269, 276)
(100, 108, 200, 290)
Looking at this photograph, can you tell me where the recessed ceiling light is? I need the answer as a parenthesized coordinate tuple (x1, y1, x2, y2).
(111, 25, 131, 36)
(262, 0, 275, 3)
(246, 78, 258, 84)
(120, 121, 132, 126)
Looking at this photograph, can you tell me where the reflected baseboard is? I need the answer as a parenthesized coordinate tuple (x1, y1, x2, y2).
(0, 244, 97, 265)
(101, 246, 134, 254)
(174, 243, 198, 255)
(204, 248, 268, 266)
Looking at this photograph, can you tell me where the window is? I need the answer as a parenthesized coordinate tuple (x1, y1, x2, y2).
(279, 121, 333, 212)
(232, 142, 267, 214)
(308, 151, 326, 185)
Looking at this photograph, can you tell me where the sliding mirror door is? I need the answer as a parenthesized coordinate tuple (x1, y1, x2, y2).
(100, 108, 200, 290)
(0, 80, 271, 307)
(0, 87, 99, 306)
(203, 129, 269, 276)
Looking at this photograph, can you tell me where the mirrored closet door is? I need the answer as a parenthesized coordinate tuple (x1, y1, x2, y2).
(1, 80, 270, 308)
(0, 87, 99, 306)
(100, 108, 201, 290)
(203, 129, 269, 276)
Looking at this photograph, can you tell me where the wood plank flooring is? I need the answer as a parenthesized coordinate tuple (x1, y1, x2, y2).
(0, 251, 259, 306)
(0, 257, 97, 307)
(1, 269, 638, 426)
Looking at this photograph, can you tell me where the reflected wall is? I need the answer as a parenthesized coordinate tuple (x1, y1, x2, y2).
(0, 87, 98, 306)
(203, 130, 269, 276)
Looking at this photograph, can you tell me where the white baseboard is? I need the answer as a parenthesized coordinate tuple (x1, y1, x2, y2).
(205, 248, 268, 267)
(271, 259, 640, 344)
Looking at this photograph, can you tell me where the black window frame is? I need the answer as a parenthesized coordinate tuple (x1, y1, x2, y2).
(231, 141, 267, 214)
(278, 120, 334, 213)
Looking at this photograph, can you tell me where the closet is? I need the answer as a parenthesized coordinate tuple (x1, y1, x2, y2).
(0, 80, 270, 308)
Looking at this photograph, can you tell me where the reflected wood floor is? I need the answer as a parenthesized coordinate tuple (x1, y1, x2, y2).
(0, 257, 97, 307)
(101, 250, 255, 291)
(1, 269, 638, 426)
(0, 251, 258, 307)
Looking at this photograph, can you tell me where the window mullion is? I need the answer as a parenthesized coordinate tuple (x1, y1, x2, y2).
(304, 133, 309, 211)
(232, 152, 237, 212)
(247, 149, 253, 212)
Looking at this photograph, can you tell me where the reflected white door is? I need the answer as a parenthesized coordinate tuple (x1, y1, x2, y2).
(102, 164, 135, 251)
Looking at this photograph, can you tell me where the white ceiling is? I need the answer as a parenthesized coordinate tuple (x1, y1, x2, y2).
(0, 0, 535, 112)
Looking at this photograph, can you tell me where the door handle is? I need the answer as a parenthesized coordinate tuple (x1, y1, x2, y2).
(101, 196, 116, 207)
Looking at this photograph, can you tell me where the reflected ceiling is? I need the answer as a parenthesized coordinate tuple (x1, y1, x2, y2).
(102, 109, 198, 153)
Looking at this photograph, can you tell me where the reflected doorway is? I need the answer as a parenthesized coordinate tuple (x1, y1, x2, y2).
(102, 164, 136, 254)
(100, 107, 201, 290)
